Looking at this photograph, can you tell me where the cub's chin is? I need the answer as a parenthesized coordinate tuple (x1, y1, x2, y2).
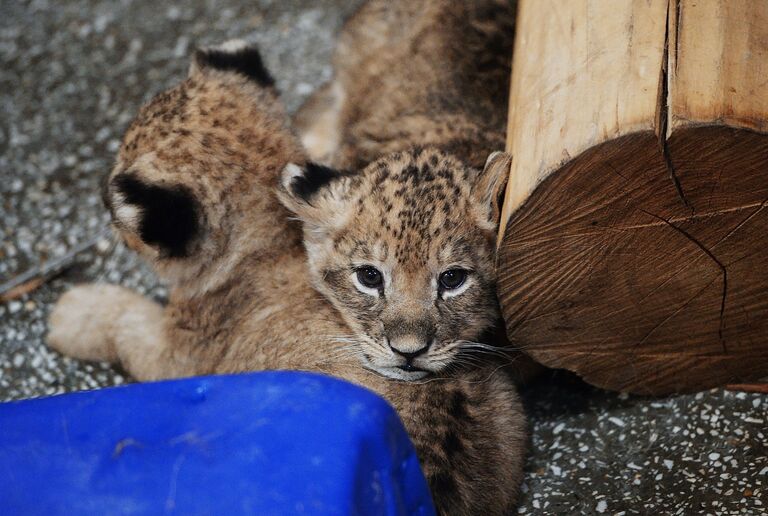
(365, 364, 432, 382)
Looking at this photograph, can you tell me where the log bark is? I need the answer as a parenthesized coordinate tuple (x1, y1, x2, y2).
(497, 0, 768, 394)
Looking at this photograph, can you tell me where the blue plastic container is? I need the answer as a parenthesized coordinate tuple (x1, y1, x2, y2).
(0, 371, 435, 515)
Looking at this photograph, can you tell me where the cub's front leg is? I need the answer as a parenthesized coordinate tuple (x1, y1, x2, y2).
(384, 371, 526, 516)
(47, 283, 181, 381)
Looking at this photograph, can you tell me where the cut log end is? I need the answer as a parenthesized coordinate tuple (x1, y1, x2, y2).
(497, 127, 768, 395)
(499, 0, 768, 394)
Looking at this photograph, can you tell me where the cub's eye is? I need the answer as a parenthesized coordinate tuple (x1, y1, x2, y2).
(439, 269, 468, 290)
(356, 266, 384, 289)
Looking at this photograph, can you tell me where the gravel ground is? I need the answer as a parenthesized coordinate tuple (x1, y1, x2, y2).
(1, 1, 765, 514)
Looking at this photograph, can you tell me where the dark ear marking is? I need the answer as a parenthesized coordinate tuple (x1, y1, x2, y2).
(113, 173, 201, 258)
(289, 162, 350, 201)
(194, 44, 275, 87)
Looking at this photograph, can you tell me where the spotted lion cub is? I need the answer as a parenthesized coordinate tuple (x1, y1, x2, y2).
(47, 44, 525, 514)
(291, 0, 522, 383)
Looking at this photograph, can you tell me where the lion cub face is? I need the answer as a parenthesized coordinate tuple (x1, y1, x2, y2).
(279, 149, 510, 381)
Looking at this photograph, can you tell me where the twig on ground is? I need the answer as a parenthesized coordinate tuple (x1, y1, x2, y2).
(0, 229, 111, 302)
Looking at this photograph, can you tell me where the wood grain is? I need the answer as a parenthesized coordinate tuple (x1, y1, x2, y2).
(497, 0, 768, 394)
(499, 0, 668, 241)
(668, 0, 768, 134)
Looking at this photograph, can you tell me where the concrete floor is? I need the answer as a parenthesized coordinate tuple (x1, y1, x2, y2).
(0, 1, 765, 514)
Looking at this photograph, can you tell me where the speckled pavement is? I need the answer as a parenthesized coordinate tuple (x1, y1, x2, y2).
(1, 1, 765, 514)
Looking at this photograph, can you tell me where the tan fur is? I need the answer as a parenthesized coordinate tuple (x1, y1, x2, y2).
(290, 0, 534, 386)
(48, 10, 527, 513)
(278, 150, 516, 383)
(295, 0, 515, 171)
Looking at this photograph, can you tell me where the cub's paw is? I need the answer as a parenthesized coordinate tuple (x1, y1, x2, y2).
(47, 284, 128, 362)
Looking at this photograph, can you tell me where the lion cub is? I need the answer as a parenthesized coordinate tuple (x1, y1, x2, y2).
(294, 0, 516, 171)
(48, 44, 525, 514)
(290, 0, 523, 384)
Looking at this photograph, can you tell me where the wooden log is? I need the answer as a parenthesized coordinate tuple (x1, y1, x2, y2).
(497, 0, 768, 394)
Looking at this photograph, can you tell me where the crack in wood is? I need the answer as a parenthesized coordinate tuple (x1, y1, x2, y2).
(658, 0, 693, 214)
(510, 199, 766, 358)
(662, 139, 694, 213)
(640, 209, 728, 354)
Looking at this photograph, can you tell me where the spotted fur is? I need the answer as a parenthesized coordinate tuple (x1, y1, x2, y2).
(48, 31, 526, 516)
(279, 149, 512, 383)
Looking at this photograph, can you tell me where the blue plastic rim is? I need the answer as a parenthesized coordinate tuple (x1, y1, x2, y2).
(0, 371, 436, 516)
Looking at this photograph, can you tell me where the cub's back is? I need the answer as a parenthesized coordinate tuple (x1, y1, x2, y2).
(297, 0, 517, 170)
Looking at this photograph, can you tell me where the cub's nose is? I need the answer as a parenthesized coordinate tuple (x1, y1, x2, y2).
(388, 337, 432, 363)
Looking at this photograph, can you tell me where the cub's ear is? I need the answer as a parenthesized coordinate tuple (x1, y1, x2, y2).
(190, 39, 275, 88)
(277, 162, 354, 234)
(105, 172, 202, 259)
(472, 151, 511, 228)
